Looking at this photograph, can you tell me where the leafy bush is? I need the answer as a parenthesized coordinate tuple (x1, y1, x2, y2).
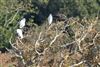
(0, 0, 100, 51)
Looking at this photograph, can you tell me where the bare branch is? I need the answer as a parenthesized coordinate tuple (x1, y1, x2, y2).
(60, 41, 76, 48)
(7, 10, 19, 27)
(50, 32, 62, 46)
(8, 34, 26, 65)
(9, 35, 19, 50)
(69, 60, 86, 67)
(34, 32, 43, 55)
(59, 60, 64, 67)
(47, 24, 53, 31)
(18, 37, 24, 45)
(93, 32, 100, 45)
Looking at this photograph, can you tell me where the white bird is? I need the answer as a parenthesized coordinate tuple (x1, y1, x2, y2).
(19, 18, 26, 28)
(16, 29, 23, 39)
(48, 14, 53, 25)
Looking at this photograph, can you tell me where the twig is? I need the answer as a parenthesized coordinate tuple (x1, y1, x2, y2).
(49, 32, 62, 46)
(8, 35, 26, 65)
(47, 24, 53, 31)
(60, 41, 76, 48)
(9, 35, 19, 50)
(75, 23, 95, 52)
(7, 10, 19, 27)
(14, 52, 26, 65)
(34, 32, 43, 55)
(93, 32, 100, 45)
(59, 60, 64, 67)
(69, 60, 86, 67)
(98, 62, 100, 65)
(18, 37, 24, 45)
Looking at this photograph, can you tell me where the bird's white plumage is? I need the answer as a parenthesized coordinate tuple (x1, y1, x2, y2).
(48, 14, 53, 25)
(16, 29, 23, 39)
(19, 18, 26, 28)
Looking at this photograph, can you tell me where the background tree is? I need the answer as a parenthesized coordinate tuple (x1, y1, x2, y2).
(0, 0, 100, 49)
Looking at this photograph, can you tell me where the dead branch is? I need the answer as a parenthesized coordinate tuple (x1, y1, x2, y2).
(34, 32, 43, 55)
(93, 32, 100, 45)
(49, 32, 62, 46)
(59, 60, 64, 67)
(69, 60, 86, 67)
(60, 41, 76, 48)
(7, 35, 26, 65)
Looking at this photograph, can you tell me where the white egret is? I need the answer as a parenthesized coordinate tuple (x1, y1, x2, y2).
(19, 18, 26, 28)
(48, 14, 53, 25)
(16, 29, 23, 39)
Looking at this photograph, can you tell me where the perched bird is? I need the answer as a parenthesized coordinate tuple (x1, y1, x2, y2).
(48, 14, 53, 25)
(19, 18, 26, 28)
(16, 29, 23, 39)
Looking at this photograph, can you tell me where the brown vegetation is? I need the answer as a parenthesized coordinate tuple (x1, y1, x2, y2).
(1, 17, 100, 67)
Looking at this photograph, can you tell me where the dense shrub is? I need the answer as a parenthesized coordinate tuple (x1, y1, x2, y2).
(0, 0, 100, 50)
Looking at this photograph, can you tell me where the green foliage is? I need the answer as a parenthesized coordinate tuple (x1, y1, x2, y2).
(53, 0, 100, 17)
(0, 0, 34, 48)
(0, 0, 100, 48)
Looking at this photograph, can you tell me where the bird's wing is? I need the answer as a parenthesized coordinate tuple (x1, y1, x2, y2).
(48, 14, 53, 25)
(17, 29, 23, 39)
(19, 18, 26, 28)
